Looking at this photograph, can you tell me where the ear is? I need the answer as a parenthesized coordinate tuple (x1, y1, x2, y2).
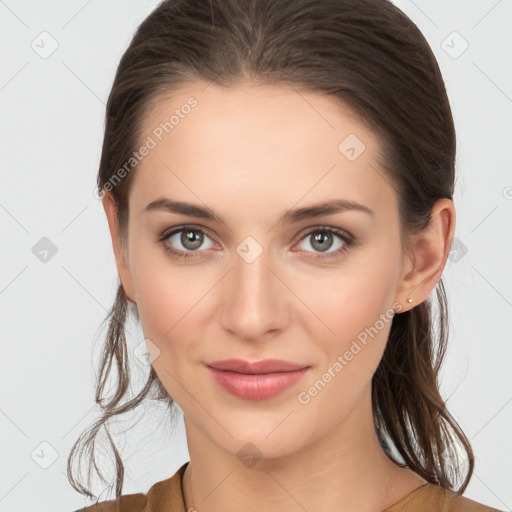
(102, 191, 137, 304)
(394, 198, 455, 312)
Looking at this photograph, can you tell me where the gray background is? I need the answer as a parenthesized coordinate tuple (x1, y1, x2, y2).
(0, 1, 511, 511)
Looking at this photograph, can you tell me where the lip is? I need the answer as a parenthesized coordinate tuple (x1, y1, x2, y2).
(207, 358, 308, 374)
(206, 359, 310, 400)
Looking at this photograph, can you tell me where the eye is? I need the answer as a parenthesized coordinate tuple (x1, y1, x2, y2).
(158, 225, 356, 262)
(158, 226, 216, 260)
(295, 227, 355, 260)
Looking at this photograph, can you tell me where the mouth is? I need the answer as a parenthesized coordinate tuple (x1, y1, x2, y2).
(205, 359, 310, 400)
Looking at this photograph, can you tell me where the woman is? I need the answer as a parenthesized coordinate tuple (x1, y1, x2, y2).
(68, 0, 502, 510)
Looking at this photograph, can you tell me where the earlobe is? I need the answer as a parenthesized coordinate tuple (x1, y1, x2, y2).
(101, 192, 137, 304)
(395, 198, 455, 312)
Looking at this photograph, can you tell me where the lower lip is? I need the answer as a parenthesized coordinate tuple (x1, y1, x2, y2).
(207, 366, 309, 400)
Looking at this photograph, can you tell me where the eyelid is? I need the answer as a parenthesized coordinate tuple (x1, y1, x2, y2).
(295, 225, 354, 243)
(158, 224, 357, 259)
(159, 224, 353, 245)
(292, 225, 356, 258)
(159, 223, 217, 241)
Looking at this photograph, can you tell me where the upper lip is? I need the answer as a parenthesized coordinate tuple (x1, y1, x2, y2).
(206, 359, 309, 374)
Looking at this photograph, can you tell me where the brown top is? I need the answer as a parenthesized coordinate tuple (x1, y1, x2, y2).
(73, 462, 503, 512)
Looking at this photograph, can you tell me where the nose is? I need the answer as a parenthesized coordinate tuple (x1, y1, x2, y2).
(219, 244, 290, 342)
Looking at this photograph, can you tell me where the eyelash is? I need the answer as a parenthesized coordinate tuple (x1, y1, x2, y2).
(157, 225, 357, 262)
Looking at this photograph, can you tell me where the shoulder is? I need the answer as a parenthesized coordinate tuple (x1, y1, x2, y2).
(70, 462, 189, 512)
(72, 492, 146, 512)
(386, 483, 505, 512)
(441, 487, 505, 512)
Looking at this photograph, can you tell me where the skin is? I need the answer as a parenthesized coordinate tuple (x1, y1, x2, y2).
(103, 80, 455, 512)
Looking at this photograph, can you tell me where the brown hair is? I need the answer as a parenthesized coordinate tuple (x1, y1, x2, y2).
(68, 0, 473, 501)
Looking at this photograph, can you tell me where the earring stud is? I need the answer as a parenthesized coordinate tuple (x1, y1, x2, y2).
(406, 298, 413, 304)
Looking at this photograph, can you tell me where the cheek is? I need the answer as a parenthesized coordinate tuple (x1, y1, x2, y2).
(130, 246, 210, 350)
(296, 254, 398, 341)
(293, 270, 396, 428)
(130, 256, 211, 404)
(291, 244, 400, 388)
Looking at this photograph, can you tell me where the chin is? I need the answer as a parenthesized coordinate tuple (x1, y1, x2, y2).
(209, 417, 316, 463)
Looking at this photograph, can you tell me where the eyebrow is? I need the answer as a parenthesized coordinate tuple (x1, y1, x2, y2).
(143, 197, 374, 224)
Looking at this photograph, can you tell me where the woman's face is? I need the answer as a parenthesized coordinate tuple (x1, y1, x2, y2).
(109, 81, 414, 459)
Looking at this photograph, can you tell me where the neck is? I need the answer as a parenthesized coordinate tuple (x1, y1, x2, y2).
(181, 388, 427, 512)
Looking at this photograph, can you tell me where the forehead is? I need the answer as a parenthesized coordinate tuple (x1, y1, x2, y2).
(130, 80, 397, 222)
